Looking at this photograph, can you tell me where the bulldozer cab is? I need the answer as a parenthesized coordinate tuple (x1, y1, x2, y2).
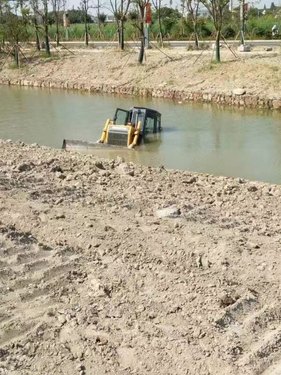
(113, 107, 161, 135)
(113, 108, 130, 125)
(62, 106, 162, 151)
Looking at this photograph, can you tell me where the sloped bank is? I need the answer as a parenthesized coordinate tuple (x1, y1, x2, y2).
(1, 48, 281, 111)
(0, 139, 281, 375)
(1, 76, 281, 110)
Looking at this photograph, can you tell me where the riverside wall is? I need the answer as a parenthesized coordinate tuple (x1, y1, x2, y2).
(1, 78, 281, 110)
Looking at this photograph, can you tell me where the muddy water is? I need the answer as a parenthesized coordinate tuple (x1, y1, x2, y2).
(0, 85, 281, 184)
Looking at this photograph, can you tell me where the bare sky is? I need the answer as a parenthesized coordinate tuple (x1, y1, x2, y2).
(65, 0, 280, 13)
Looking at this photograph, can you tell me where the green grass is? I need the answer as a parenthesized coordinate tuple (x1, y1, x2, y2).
(8, 61, 19, 69)
(23, 13, 281, 45)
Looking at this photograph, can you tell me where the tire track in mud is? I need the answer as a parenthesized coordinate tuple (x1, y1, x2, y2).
(0, 224, 81, 349)
(215, 292, 281, 374)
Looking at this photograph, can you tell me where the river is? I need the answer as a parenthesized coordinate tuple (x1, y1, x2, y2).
(0, 85, 281, 184)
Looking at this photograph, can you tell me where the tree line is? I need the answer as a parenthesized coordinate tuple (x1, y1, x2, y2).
(0, 0, 280, 65)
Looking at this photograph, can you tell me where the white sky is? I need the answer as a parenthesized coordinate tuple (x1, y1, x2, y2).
(65, 0, 280, 13)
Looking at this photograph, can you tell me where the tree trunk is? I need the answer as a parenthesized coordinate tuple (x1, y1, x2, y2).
(97, 0, 101, 38)
(158, 12, 163, 47)
(44, 1, 51, 56)
(118, 0, 125, 51)
(56, 17, 60, 46)
(35, 29, 41, 50)
(84, 11, 89, 46)
(138, 7, 145, 64)
(45, 24, 50, 55)
(138, 34, 145, 63)
(117, 19, 125, 50)
(193, 21, 199, 49)
(215, 29, 221, 62)
(117, 23, 121, 47)
(85, 31, 89, 46)
(120, 19, 125, 50)
(34, 18, 41, 51)
(138, 22, 145, 64)
(14, 43, 19, 67)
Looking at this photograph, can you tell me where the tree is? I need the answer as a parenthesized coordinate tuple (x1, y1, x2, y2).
(80, 0, 92, 46)
(97, 12, 107, 37)
(151, 0, 164, 46)
(50, 0, 66, 46)
(109, 0, 131, 50)
(29, 0, 41, 51)
(42, 0, 51, 55)
(247, 6, 259, 18)
(129, 0, 148, 64)
(154, 7, 181, 37)
(0, 2, 29, 66)
(67, 9, 92, 23)
(270, 2, 276, 11)
(186, 0, 199, 48)
(31, 0, 51, 56)
(96, 0, 102, 37)
(201, 0, 229, 62)
(0, 0, 8, 49)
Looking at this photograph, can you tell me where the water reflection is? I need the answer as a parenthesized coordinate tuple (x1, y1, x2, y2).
(0, 85, 280, 184)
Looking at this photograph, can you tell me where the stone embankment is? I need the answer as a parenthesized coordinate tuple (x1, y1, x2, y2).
(1, 77, 281, 110)
(1, 48, 281, 110)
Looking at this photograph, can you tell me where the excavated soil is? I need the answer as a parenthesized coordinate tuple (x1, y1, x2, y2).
(1, 47, 281, 99)
(0, 140, 280, 375)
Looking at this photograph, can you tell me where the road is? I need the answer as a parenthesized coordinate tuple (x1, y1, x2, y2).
(54, 39, 281, 49)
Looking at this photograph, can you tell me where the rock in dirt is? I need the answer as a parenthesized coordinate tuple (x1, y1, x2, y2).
(232, 88, 246, 96)
(155, 205, 181, 218)
(17, 162, 35, 172)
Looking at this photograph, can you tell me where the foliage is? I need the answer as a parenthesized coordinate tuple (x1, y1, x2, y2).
(154, 6, 181, 35)
(246, 13, 280, 39)
(154, 6, 181, 19)
(0, 1, 30, 66)
(54, 7, 279, 42)
(98, 13, 107, 24)
(200, 0, 230, 62)
(247, 7, 259, 18)
(222, 24, 236, 38)
(128, 10, 139, 22)
(198, 19, 213, 37)
(67, 9, 93, 24)
(0, 9, 29, 43)
(48, 10, 65, 24)
(0, 2, 281, 46)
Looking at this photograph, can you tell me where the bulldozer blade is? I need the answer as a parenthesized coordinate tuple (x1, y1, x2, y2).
(62, 139, 131, 151)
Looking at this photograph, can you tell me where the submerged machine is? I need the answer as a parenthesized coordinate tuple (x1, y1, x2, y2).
(62, 106, 162, 151)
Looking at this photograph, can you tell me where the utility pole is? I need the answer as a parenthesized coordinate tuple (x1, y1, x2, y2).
(63, 12, 70, 41)
(238, 0, 250, 51)
(144, 2, 152, 49)
(240, 0, 245, 45)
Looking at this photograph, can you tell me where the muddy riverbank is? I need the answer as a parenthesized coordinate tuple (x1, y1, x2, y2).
(0, 140, 281, 374)
(1, 47, 281, 109)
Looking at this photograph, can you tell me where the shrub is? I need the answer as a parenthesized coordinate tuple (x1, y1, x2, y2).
(198, 21, 213, 38)
(222, 25, 236, 38)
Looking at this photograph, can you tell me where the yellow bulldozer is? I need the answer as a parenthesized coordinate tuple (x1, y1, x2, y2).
(62, 106, 162, 151)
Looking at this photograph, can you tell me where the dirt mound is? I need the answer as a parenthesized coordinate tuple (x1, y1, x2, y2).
(1, 48, 281, 100)
(0, 140, 280, 374)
